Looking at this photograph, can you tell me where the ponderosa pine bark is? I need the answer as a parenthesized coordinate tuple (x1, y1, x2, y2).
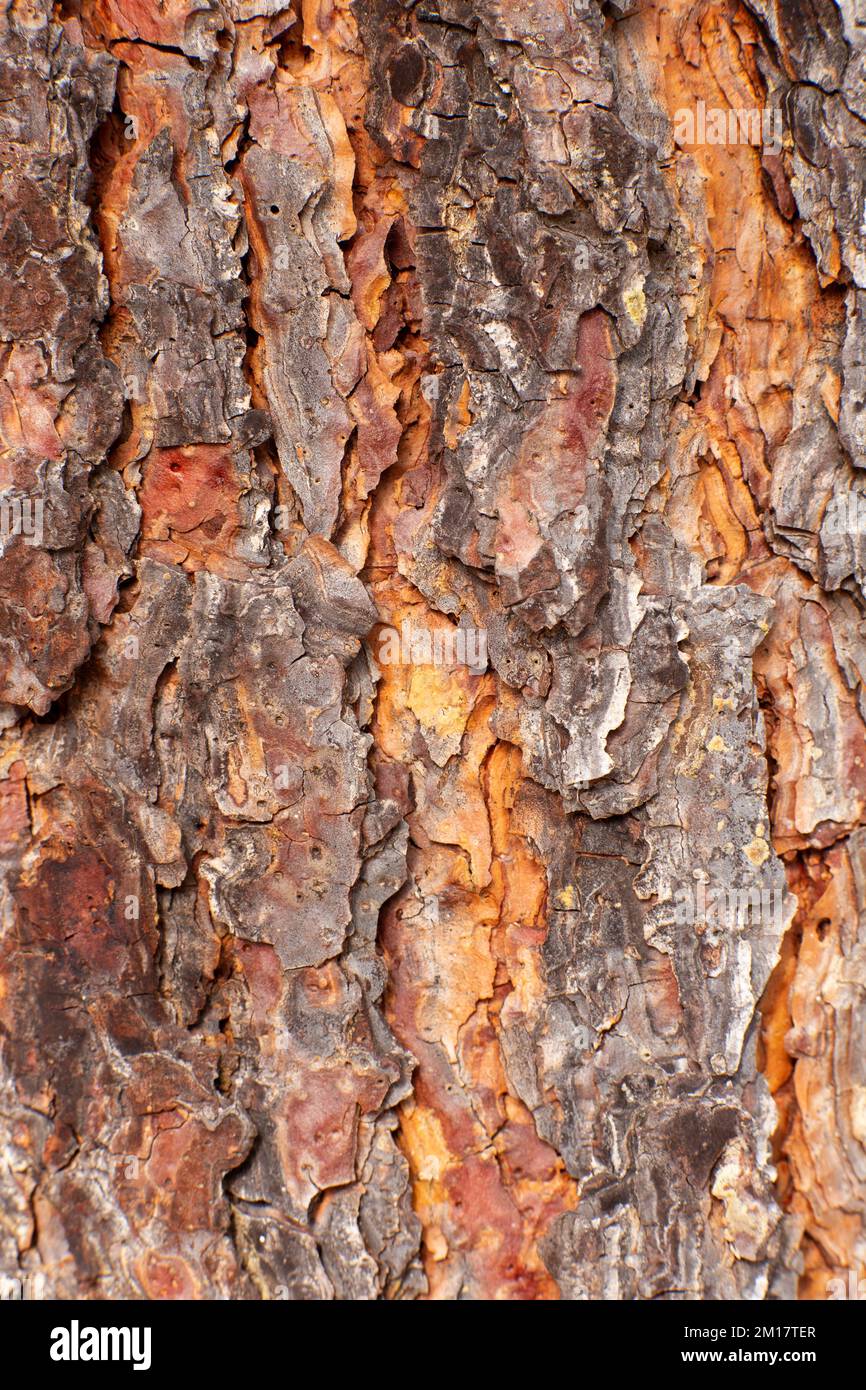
(0, 0, 864, 1300)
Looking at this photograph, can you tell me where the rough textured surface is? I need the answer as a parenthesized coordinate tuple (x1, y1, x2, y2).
(0, 0, 864, 1300)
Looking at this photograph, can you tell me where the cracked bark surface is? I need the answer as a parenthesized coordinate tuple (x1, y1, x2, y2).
(0, 0, 864, 1300)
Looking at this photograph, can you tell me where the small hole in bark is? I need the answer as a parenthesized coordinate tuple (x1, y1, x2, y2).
(816, 918, 830, 940)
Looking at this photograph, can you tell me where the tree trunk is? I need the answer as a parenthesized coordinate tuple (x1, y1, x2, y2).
(0, 0, 864, 1301)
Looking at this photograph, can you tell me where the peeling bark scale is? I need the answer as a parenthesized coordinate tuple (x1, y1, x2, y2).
(0, 0, 864, 1303)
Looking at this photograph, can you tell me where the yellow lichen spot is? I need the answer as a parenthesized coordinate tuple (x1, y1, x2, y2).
(553, 884, 577, 910)
(743, 837, 770, 866)
(623, 280, 647, 326)
(713, 694, 735, 711)
(707, 735, 728, 753)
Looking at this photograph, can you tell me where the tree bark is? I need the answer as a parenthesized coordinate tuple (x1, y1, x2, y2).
(0, 0, 864, 1300)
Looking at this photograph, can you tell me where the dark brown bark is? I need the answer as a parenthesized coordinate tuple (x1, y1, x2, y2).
(0, 0, 864, 1301)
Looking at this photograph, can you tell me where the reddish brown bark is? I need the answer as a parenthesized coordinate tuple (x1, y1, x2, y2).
(1, 0, 865, 1301)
